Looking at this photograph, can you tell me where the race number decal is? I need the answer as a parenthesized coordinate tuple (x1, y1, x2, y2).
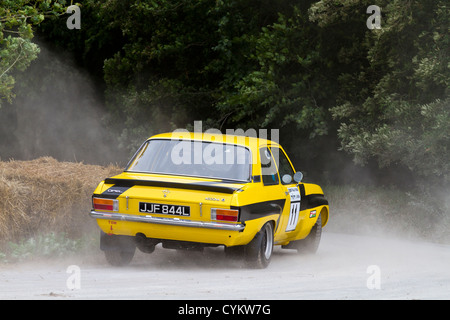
(286, 187, 301, 232)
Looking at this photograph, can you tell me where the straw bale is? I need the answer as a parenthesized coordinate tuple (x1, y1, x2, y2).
(0, 157, 121, 243)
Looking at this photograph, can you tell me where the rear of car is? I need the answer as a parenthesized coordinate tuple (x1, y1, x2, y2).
(91, 174, 251, 246)
(90, 135, 266, 265)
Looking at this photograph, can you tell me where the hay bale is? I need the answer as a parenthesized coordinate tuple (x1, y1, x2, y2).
(0, 157, 121, 243)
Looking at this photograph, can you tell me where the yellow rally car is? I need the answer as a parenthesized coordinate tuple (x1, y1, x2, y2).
(90, 132, 329, 268)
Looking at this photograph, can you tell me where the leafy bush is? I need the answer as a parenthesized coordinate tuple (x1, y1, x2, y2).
(0, 232, 83, 263)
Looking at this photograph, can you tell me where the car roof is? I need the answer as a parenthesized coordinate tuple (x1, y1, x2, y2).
(148, 132, 280, 149)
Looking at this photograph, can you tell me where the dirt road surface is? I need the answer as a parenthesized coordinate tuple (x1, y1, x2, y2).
(1, 232, 449, 299)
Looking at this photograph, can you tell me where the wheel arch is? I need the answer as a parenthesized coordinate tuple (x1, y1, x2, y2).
(320, 205, 329, 227)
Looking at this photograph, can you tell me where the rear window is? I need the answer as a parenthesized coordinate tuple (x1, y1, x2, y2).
(127, 139, 252, 182)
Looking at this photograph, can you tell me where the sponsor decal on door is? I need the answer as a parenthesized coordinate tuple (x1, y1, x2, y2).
(286, 187, 301, 232)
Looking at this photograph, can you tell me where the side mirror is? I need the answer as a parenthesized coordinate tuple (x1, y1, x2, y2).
(293, 171, 303, 183)
(282, 174, 292, 184)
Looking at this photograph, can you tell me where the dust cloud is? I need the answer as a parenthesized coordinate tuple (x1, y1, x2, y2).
(1, 232, 449, 299)
(0, 40, 124, 165)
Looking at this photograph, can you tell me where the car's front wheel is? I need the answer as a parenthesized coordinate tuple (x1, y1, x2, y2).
(290, 213, 322, 254)
(244, 222, 274, 269)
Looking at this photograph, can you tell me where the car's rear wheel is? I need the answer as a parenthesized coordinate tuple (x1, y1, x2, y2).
(100, 232, 136, 266)
(244, 222, 274, 269)
(104, 249, 135, 266)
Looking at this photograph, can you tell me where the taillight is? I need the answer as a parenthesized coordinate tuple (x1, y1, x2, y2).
(93, 198, 118, 211)
(211, 208, 239, 222)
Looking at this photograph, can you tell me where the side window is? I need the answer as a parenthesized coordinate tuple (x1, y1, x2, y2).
(259, 147, 279, 186)
(271, 147, 295, 185)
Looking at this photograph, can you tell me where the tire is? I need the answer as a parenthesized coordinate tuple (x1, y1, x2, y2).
(100, 232, 136, 266)
(293, 214, 322, 254)
(244, 222, 274, 269)
(104, 249, 135, 266)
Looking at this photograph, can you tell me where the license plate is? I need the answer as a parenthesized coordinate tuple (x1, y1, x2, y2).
(139, 202, 190, 216)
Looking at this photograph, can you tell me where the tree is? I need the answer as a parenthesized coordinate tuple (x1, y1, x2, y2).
(92, 0, 306, 153)
(217, 5, 333, 136)
(310, 0, 449, 182)
(27, 0, 448, 183)
(0, 0, 66, 108)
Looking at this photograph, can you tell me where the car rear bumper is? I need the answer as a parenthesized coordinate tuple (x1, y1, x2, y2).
(90, 210, 245, 232)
